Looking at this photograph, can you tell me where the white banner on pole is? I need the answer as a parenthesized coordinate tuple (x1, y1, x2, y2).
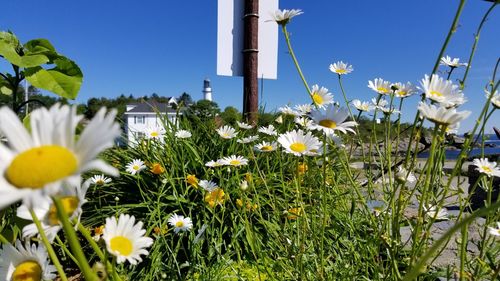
(217, 0, 279, 79)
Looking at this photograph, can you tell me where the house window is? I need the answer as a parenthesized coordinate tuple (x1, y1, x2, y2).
(134, 116, 145, 124)
(137, 132, 145, 139)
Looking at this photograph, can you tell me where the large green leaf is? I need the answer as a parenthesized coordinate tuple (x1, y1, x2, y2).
(24, 56, 83, 99)
(23, 39, 57, 60)
(0, 32, 49, 67)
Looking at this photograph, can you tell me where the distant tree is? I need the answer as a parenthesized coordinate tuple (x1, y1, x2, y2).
(220, 106, 241, 125)
(178, 92, 193, 106)
(187, 100, 220, 121)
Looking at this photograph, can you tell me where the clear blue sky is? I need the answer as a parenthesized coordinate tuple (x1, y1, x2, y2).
(1, 0, 499, 133)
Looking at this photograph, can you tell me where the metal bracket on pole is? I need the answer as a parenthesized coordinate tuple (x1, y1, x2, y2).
(242, 48, 259, 53)
(243, 13, 259, 18)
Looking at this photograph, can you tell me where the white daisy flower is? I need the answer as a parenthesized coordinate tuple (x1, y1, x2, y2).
(309, 105, 358, 134)
(175, 130, 192, 139)
(103, 214, 153, 265)
(294, 116, 313, 128)
(258, 124, 278, 136)
(445, 122, 460, 135)
(90, 174, 112, 186)
(419, 74, 466, 107)
(220, 155, 249, 167)
(0, 240, 57, 281)
(473, 158, 500, 177)
(277, 129, 322, 156)
(16, 179, 90, 242)
(205, 160, 224, 168)
(278, 105, 300, 116)
(310, 84, 334, 108)
(440, 55, 468, 68)
(270, 9, 303, 25)
(236, 121, 253, 129)
(237, 135, 259, 144)
(125, 159, 146, 175)
(488, 222, 500, 237)
(424, 205, 448, 221)
(198, 180, 218, 192)
(352, 99, 373, 112)
(417, 102, 471, 126)
(275, 115, 283, 124)
(144, 125, 166, 140)
(368, 78, 392, 95)
(395, 166, 416, 184)
(329, 61, 353, 75)
(254, 141, 278, 152)
(485, 89, 500, 109)
(0, 104, 120, 210)
(392, 82, 417, 98)
(294, 104, 313, 115)
(168, 214, 193, 234)
(216, 125, 238, 139)
(379, 106, 401, 115)
(371, 97, 389, 110)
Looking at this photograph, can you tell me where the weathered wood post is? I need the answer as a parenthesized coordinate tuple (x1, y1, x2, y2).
(242, 0, 259, 124)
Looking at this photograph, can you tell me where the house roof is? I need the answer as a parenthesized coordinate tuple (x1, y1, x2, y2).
(125, 101, 177, 114)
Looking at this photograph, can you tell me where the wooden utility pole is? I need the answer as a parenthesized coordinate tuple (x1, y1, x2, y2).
(242, 0, 259, 124)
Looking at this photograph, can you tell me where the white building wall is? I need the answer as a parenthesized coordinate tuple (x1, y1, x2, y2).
(125, 112, 179, 144)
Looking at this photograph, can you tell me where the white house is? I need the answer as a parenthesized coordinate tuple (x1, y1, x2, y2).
(124, 98, 179, 144)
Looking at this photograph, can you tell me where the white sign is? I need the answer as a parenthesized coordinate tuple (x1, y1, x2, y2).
(217, 0, 279, 79)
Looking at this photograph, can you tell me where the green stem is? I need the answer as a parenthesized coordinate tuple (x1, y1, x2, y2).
(77, 223, 106, 261)
(431, 0, 467, 75)
(460, 2, 497, 89)
(29, 209, 68, 281)
(403, 199, 500, 281)
(0, 233, 9, 244)
(281, 25, 311, 97)
(55, 235, 79, 266)
(53, 197, 99, 281)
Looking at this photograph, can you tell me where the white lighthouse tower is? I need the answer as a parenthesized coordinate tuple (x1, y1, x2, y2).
(202, 78, 212, 101)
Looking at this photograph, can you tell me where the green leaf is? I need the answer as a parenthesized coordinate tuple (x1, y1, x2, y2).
(0, 76, 12, 96)
(23, 39, 58, 60)
(0, 33, 49, 67)
(24, 56, 83, 99)
(22, 113, 31, 132)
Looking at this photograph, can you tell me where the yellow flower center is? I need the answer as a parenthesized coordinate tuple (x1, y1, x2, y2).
(430, 90, 442, 97)
(12, 260, 42, 281)
(260, 145, 273, 151)
(175, 221, 184, 228)
(110, 236, 133, 256)
(312, 93, 324, 105)
(133, 165, 140, 170)
(397, 90, 407, 97)
(230, 160, 241, 166)
(95, 179, 105, 185)
(150, 132, 159, 137)
(336, 69, 347, 74)
(48, 196, 80, 226)
(318, 119, 337, 129)
(6, 145, 78, 189)
(290, 142, 306, 153)
(377, 87, 390, 94)
(482, 166, 492, 173)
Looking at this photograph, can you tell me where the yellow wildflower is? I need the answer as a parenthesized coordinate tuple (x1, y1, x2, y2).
(150, 163, 165, 175)
(186, 174, 199, 187)
(205, 188, 226, 208)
